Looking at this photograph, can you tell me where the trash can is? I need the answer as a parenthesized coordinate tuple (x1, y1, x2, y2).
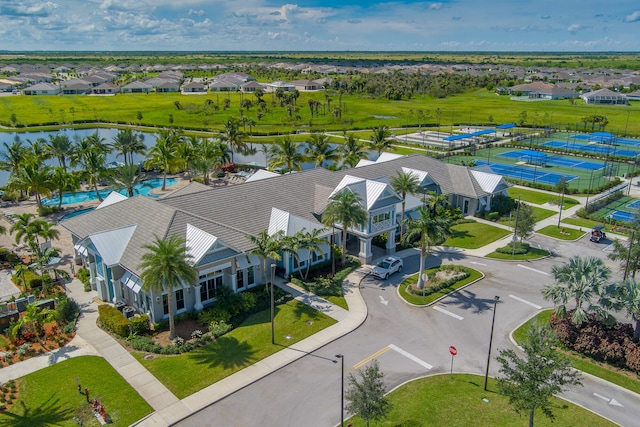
(115, 302, 125, 313)
(123, 306, 136, 319)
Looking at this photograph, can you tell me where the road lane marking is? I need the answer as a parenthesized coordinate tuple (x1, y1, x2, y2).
(379, 295, 388, 305)
(433, 305, 464, 320)
(469, 261, 487, 266)
(593, 393, 624, 407)
(353, 346, 391, 369)
(517, 264, 549, 276)
(509, 294, 542, 309)
(388, 344, 433, 370)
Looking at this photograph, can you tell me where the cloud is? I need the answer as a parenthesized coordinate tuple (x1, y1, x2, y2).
(188, 9, 205, 16)
(541, 15, 551, 19)
(451, 16, 461, 21)
(625, 11, 640, 22)
(428, 2, 443, 10)
(0, 1, 58, 17)
(567, 23, 587, 33)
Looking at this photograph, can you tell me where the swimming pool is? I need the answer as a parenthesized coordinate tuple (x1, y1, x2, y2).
(59, 207, 96, 221)
(43, 178, 178, 206)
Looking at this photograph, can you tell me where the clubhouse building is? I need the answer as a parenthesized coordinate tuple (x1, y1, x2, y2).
(61, 154, 509, 323)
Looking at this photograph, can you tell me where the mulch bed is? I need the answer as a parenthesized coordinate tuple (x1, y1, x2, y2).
(0, 323, 74, 367)
(152, 319, 203, 347)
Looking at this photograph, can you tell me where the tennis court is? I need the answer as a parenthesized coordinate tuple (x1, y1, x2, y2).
(627, 200, 640, 210)
(570, 133, 640, 148)
(476, 160, 577, 185)
(497, 149, 603, 170)
(608, 210, 636, 222)
(542, 140, 640, 158)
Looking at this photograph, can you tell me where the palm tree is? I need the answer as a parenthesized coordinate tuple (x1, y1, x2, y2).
(401, 206, 452, 289)
(108, 164, 145, 197)
(304, 133, 339, 168)
(321, 190, 367, 267)
(339, 133, 368, 169)
(8, 159, 53, 209)
(145, 128, 181, 191)
(0, 140, 27, 178)
(176, 136, 197, 181)
(391, 170, 420, 241)
(9, 303, 56, 345)
(111, 129, 146, 166)
(51, 167, 80, 210)
(190, 138, 229, 185)
(369, 125, 393, 156)
(76, 144, 108, 202)
(607, 279, 640, 341)
(249, 230, 285, 287)
(267, 136, 304, 173)
(46, 133, 74, 170)
(11, 214, 60, 252)
(220, 118, 247, 163)
(542, 256, 613, 325)
(298, 228, 326, 280)
(139, 235, 197, 340)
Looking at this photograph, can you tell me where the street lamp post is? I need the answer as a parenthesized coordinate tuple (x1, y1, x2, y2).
(270, 263, 276, 345)
(512, 195, 522, 257)
(335, 354, 344, 427)
(484, 295, 500, 391)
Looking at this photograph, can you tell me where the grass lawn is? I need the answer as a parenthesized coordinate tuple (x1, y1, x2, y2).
(345, 374, 614, 427)
(134, 299, 336, 398)
(485, 246, 549, 260)
(444, 221, 511, 249)
(536, 225, 586, 240)
(0, 356, 152, 427)
(398, 267, 483, 305)
(514, 310, 640, 395)
(561, 217, 631, 236)
(507, 187, 580, 210)
(324, 295, 348, 310)
(498, 205, 557, 227)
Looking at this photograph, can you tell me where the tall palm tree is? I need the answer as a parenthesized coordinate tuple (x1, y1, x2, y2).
(139, 235, 197, 340)
(391, 170, 421, 241)
(10, 213, 60, 256)
(176, 136, 198, 182)
(402, 206, 452, 289)
(108, 164, 145, 197)
(191, 138, 226, 185)
(267, 136, 304, 173)
(542, 256, 613, 325)
(76, 145, 108, 202)
(321, 190, 367, 267)
(339, 133, 367, 169)
(111, 129, 146, 166)
(304, 133, 339, 168)
(51, 167, 80, 209)
(369, 125, 393, 156)
(46, 133, 74, 170)
(145, 128, 181, 191)
(220, 118, 247, 163)
(8, 159, 53, 209)
(298, 228, 326, 280)
(0, 140, 27, 177)
(249, 230, 285, 287)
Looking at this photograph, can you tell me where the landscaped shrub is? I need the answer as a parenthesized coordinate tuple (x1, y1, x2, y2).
(191, 329, 203, 340)
(198, 306, 232, 326)
(98, 304, 130, 338)
(486, 212, 500, 221)
(129, 314, 150, 336)
(407, 265, 470, 297)
(208, 320, 233, 338)
(76, 267, 91, 292)
(56, 294, 79, 325)
(128, 335, 162, 353)
(496, 241, 530, 255)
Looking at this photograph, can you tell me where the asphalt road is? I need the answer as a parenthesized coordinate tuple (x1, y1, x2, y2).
(176, 233, 640, 427)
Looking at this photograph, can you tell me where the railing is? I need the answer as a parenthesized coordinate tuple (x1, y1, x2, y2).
(371, 219, 393, 233)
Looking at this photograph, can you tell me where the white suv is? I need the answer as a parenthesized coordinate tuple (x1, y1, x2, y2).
(371, 256, 403, 279)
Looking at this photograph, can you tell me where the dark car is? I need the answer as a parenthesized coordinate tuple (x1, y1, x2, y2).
(590, 225, 606, 242)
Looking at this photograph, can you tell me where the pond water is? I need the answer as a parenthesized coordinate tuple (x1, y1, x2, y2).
(0, 128, 376, 187)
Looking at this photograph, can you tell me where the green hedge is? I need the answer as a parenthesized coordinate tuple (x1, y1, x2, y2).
(407, 265, 470, 297)
(496, 241, 530, 255)
(130, 314, 151, 336)
(98, 304, 130, 338)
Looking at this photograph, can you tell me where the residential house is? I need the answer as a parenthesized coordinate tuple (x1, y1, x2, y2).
(91, 82, 120, 95)
(290, 79, 324, 91)
(156, 80, 180, 93)
(60, 79, 92, 95)
(582, 88, 629, 105)
(182, 81, 207, 93)
(121, 81, 153, 93)
(21, 82, 60, 95)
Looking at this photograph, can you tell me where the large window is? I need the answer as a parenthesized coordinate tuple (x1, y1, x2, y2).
(247, 267, 255, 286)
(162, 294, 168, 315)
(200, 270, 223, 302)
(175, 289, 185, 311)
(236, 269, 244, 289)
(372, 212, 391, 223)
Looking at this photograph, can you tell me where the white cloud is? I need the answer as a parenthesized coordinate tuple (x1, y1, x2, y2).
(188, 9, 205, 16)
(625, 11, 640, 22)
(567, 23, 587, 33)
(428, 2, 443, 10)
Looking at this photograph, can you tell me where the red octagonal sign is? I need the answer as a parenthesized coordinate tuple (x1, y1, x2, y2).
(449, 346, 457, 356)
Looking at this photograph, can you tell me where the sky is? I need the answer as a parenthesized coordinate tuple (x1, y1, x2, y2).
(0, 0, 639, 52)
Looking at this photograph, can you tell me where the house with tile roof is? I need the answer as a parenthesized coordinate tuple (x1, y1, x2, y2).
(582, 88, 628, 105)
(61, 154, 508, 322)
(21, 82, 60, 95)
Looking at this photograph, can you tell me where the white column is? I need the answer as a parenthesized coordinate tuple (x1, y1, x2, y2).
(194, 285, 203, 312)
(358, 237, 373, 264)
(386, 230, 396, 255)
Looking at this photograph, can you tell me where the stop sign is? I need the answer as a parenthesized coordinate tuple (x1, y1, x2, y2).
(449, 345, 457, 356)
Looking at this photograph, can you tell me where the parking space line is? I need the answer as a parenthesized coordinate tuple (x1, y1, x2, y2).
(433, 305, 464, 320)
(389, 344, 433, 370)
(509, 294, 542, 309)
(353, 346, 391, 369)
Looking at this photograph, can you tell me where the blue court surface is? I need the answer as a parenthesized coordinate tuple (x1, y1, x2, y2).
(497, 150, 603, 170)
(542, 140, 640, 158)
(627, 200, 640, 210)
(569, 134, 640, 148)
(608, 210, 636, 222)
(476, 160, 576, 185)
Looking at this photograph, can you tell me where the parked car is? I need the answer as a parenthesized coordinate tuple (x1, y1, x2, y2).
(371, 256, 403, 279)
(590, 225, 606, 242)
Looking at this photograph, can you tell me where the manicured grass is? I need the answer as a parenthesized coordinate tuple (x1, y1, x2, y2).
(346, 374, 614, 427)
(507, 187, 580, 210)
(398, 267, 482, 306)
(0, 356, 152, 426)
(498, 205, 557, 226)
(536, 225, 586, 240)
(485, 246, 549, 260)
(513, 310, 640, 395)
(561, 217, 630, 236)
(325, 295, 348, 310)
(444, 221, 511, 249)
(134, 300, 336, 398)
